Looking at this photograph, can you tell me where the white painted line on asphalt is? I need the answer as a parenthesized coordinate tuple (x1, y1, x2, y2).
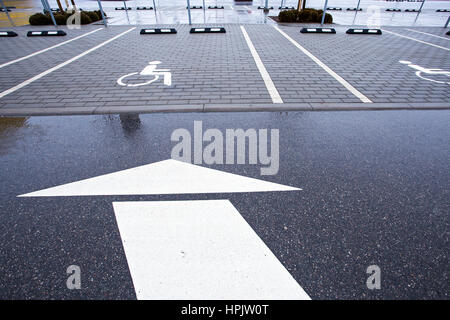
(240, 26, 283, 104)
(0, 27, 136, 99)
(18, 159, 300, 197)
(113, 200, 311, 300)
(404, 29, 450, 41)
(382, 29, 450, 51)
(0, 28, 102, 69)
(273, 26, 372, 103)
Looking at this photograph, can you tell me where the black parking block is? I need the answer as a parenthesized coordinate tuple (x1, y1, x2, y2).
(0, 31, 18, 37)
(140, 28, 177, 34)
(190, 27, 226, 33)
(300, 27, 336, 34)
(346, 28, 382, 35)
(26, 30, 67, 37)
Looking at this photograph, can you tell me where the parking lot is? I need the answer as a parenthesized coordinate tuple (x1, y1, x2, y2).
(0, 0, 449, 303)
(0, 23, 449, 115)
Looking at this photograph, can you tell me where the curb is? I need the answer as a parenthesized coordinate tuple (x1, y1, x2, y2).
(0, 103, 449, 116)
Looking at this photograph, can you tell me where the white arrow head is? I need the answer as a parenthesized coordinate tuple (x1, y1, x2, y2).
(18, 159, 301, 197)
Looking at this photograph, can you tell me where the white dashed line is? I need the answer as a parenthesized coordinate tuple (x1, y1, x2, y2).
(0, 28, 103, 69)
(240, 26, 283, 104)
(273, 26, 372, 103)
(0, 27, 136, 99)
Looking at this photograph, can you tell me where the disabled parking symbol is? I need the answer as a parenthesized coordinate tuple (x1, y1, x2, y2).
(117, 61, 172, 87)
(399, 60, 450, 85)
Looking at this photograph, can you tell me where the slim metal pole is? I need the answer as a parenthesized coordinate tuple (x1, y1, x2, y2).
(352, 0, 361, 25)
(187, 0, 192, 24)
(202, 0, 205, 9)
(0, 0, 15, 27)
(321, 0, 328, 25)
(152, 0, 156, 10)
(44, 0, 58, 27)
(418, 0, 426, 12)
(265, 0, 269, 9)
(97, 0, 107, 27)
(123, 0, 130, 24)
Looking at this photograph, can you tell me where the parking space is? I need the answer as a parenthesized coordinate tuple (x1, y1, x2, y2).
(0, 26, 107, 65)
(0, 26, 134, 101)
(245, 25, 364, 104)
(277, 25, 450, 103)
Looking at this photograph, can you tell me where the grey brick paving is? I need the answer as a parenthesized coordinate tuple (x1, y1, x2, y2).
(0, 24, 449, 113)
(278, 25, 450, 104)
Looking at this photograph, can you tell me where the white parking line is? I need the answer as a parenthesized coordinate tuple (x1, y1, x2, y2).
(0, 28, 103, 69)
(0, 27, 136, 99)
(404, 29, 450, 42)
(113, 200, 310, 300)
(273, 26, 372, 103)
(383, 29, 450, 51)
(240, 26, 283, 104)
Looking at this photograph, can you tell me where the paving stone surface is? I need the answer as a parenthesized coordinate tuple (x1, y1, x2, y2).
(0, 24, 449, 113)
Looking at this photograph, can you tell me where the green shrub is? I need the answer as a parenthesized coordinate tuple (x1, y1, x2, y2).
(54, 13, 68, 25)
(79, 11, 92, 24)
(95, 10, 106, 18)
(278, 9, 298, 23)
(29, 13, 51, 25)
(278, 8, 333, 24)
(86, 11, 100, 22)
(29, 10, 102, 25)
(322, 13, 333, 24)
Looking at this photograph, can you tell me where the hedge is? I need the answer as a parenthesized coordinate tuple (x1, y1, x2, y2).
(29, 10, 106, 26)
(278, 8, 333, 24)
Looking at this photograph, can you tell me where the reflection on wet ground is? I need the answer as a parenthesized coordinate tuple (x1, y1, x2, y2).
(1, 0, 449, 26)
(0, 117, 29, 155)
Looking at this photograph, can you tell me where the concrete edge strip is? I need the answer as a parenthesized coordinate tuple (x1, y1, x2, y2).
(1, 103, 449, 116)
(273, 25, 372, 103)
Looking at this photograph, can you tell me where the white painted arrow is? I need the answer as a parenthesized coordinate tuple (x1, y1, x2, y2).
(18, 159, 309, 300)
(18, 159, 300, 197)
(114, 200, 310, 300)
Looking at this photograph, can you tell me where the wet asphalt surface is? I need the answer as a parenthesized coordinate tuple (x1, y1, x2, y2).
(0, 110, 449, 299)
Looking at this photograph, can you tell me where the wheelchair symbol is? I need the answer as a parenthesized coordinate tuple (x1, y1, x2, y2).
(400, 60, 450, 85)
(117, 61, 172, 87)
